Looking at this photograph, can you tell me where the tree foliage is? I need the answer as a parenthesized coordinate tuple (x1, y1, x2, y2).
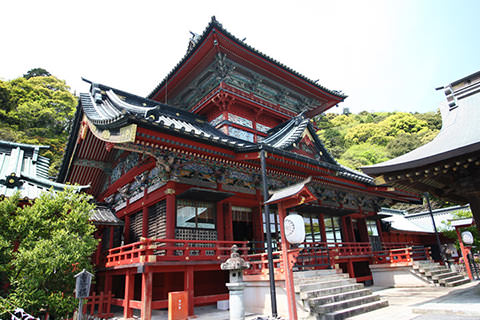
(315, 110, 441, 170)
(440, 209, 479, 254)
(0, 189, 98, 318)
(23, 67, 51, 79)
(0, 72, 77, 176)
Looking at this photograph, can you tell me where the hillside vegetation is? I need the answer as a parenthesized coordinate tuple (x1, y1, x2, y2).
(315, 110, 441, 170)
(0, 69, 77, 176)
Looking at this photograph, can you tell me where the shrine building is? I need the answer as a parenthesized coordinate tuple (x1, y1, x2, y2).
(58, 17, 430, 319)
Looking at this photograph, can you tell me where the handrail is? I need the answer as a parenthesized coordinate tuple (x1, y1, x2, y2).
(105, 238, 248, 267)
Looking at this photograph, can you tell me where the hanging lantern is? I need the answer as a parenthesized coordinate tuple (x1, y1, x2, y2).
(462, 231, 474, 245)
(284, 212, 305, 244)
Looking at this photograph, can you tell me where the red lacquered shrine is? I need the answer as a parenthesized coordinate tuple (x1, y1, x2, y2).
(58, 17, 422, 319)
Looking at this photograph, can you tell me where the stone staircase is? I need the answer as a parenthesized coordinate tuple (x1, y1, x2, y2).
(412, 260, 470, 287)
(294, 269, 388, 320)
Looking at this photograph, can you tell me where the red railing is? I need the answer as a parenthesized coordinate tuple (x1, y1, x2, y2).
(372, 247, 412, 264)
(82, 291, 114, 319)
(105, 238, 248, 267)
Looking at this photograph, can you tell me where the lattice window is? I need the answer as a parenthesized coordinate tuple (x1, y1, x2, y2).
(148, 200, 167, 239)
(129, 211, 143, 243)
(176, 200, 216, 230)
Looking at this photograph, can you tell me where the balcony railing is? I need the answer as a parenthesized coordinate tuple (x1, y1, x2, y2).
(105, 238, 248, 267)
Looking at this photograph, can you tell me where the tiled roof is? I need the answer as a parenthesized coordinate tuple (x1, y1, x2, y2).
(90, 204, 124, 226)
(77, 81, 374, 185)
(0, 140, 86, 199)
(148, 16, 346, 101)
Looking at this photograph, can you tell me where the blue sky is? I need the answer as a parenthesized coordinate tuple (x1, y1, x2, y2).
(1, 0, 479, 114)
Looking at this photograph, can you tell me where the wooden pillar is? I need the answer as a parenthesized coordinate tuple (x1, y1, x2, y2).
(342, 216, 354, 242)
(184, 266, 195, 316)
(165, 181, 176, 239)
(124, 215, 131, 244)
(376, 219, 384, 244)
(252, 206, 264, 252)
(109, 226, 115, 249)
(216, 201, 225, 241)
(278, 203, 297, 320)
(104, 273, 112, 296)
(348, 260, 355, 278)
(318, 213, 327, 243)
(142, 206, 149, 238)
(357, 218, 369, 242)
(224, 202, 233, 241)
(124, 270, 135, 319)
(141, 269, 153, 320)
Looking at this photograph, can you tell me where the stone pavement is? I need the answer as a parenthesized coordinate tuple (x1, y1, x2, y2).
(113, 281, 480, 319)
(349, 281, 480, 320)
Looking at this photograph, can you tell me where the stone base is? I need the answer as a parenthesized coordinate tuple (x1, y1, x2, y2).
(243, 280, 309, 319)
(370, 263, 431, 287)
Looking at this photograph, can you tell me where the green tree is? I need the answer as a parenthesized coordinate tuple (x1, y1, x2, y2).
(0, 189, 98, 318)
(23, 68, 51, 79)
(440, 209, 479, 255)
(339, 143, 390, 170)
(0, 74, 77, 176)
(378, 112, 428, 136)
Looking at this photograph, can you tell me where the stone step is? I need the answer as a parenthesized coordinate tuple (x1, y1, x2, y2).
(432, 271, 459, 280)
(297, 278, 356, 292)
(309, 288, 372, 307)
(445, 278, 470, 287)
(295, 273, 350, 285)
(439, 274, 465, 285)
(294, 269, 338, 279)
(300, 283, 365, 300)
(418, 265, 444, 272)
(322, 299, 389, 320)
(425, 268, 450, 276)
(313, 294, 380, 314)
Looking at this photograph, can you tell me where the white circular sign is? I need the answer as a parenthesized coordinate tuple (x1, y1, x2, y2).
(284, 213, 305, 244)
(462, 231, 474, 245)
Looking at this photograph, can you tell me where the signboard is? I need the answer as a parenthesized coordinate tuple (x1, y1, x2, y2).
(168, 291, 188, 320)
(74, 269, 93, 298)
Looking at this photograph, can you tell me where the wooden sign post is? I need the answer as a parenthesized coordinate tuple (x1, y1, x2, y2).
(74, 269, 94, 320)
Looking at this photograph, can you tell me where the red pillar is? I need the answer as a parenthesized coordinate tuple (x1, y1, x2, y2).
(252, 206, 264, 252)
(216, 201, 225, 241)
(224, 202, 233, 241)
(278, 203, 297, 320)
(357, 218, 369, 242)
(376, 219, 384, 244)
(348, 260, 355, 278)
(109, 226, 114, 249)
(456, 227, 473, 280)
(104, 273, 112, 297)
(141, 269, 153, 320)
(124, 215, 131, 244)
(318, 213, 327, 243)
(165, 181, 176, 239)
(184, 266, 195, 316)
(124, 270, 135, 319)
(142, 206, 149, 238)
(342, 216, 354, 242)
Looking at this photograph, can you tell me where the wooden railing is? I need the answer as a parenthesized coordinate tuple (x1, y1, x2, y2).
(105, 238, 248, 267)
(82, 291, 114, 319)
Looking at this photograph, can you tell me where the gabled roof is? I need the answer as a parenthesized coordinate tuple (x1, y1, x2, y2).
(363, 70, 480, 175)
(148, 17, 346, 116)
(0, 140, 86, 199)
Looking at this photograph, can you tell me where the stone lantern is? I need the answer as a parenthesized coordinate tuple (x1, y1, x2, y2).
(221, 245, 251, 320)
